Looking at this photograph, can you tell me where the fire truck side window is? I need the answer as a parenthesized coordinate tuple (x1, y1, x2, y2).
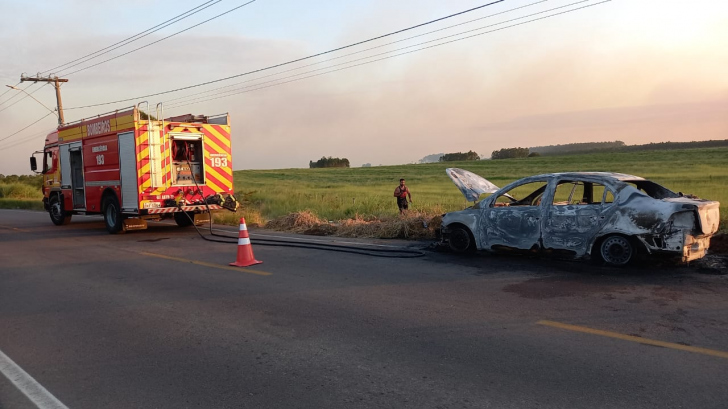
(43, 151, 53, 173)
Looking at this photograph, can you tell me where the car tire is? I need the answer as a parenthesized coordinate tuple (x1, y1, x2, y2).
(174, 211, 194, 227)
(49, 195, 71, 226)
(600, 235, 634, 266)
(103, 195, 124, 234)
(449, 225, 476, 253)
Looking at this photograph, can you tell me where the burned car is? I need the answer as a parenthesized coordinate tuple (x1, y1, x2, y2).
(441, 168, 720, 266)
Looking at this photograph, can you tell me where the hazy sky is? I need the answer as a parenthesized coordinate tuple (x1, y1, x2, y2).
(1, 0, 727, 174)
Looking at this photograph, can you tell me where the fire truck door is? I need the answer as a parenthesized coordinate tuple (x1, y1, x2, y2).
(69, 145, 85, 208)
(118, 132, 139, 211)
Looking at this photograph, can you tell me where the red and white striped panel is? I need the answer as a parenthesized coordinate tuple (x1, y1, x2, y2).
(147, 205, 222, 214)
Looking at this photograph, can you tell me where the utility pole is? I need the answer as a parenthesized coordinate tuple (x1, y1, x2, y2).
(20, 75, 68, 126)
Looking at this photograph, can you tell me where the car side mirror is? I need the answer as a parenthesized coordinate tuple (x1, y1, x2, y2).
(30, 156, 37, 172)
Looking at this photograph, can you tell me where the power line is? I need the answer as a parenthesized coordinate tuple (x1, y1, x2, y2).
(64, 0, 506, 110)
(0, 82, 35, 108)
(166, 0, 611, 110)
(0, 81, 21, 101)
(163, 0, 549, 105)
(0, 128, 51, 151)
(0, 83, 47, 114)
(59, 0, 257, 77)
(43, 0, 223, 75)
(0, 112, 55, 144)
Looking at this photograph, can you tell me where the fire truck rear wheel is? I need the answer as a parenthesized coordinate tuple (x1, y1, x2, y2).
(103, 195, 124, 234)
(49, 195, 71, 226)
(174, 211, 194, 227)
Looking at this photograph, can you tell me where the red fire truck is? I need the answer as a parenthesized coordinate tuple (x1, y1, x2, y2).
(30, 103, 238, 233)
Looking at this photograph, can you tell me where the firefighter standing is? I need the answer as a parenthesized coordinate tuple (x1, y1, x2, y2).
(394, 178, 412, 214)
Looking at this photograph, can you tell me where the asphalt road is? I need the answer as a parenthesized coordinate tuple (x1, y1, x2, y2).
(1, 209, 727, 409)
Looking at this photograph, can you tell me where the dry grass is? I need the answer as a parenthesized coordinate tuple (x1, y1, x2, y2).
(265, 210, 326, 233)
(261, 210, 442, 240)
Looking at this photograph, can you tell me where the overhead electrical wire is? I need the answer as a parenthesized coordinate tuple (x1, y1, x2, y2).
(163, 0, 549, 105)
(0, 112, 55, 144)
(64, 0, 507, 110)
(43, 0, 223, 75)
(0, 81, 21, 102)
(59, 0, 257, 77)
(0, 83, 47, 114)
(165, 0, 611, 110)
(0, 82, 36, 108)
(0, 128, 52, 151)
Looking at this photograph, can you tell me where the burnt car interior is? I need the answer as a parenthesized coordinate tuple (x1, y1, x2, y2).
(493, 180, 617, 207)
(624, 180, 679, 199)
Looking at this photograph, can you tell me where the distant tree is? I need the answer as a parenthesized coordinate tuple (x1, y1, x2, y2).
(438, 150, 480, 162)
(361, 163, 372, 167)
(527, 152, 541, 157)
(491, 147, 530, 159)
(418, 153, 445, 164)
(309, 156, 350, 168)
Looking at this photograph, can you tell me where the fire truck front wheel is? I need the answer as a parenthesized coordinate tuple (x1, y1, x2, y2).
(103, 195, 124, 234)
(49, 195, 71, 226)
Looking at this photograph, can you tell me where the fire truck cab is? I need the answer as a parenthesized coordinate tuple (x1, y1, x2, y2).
(30, 103, 238, 233)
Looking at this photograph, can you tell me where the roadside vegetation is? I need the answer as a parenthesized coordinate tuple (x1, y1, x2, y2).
(2, 147, 727, 238)
(228, 147, 728, 237)
(0, 174, 44, 211)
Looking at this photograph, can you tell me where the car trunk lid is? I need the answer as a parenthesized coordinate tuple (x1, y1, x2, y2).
(664, 197, 721, 235)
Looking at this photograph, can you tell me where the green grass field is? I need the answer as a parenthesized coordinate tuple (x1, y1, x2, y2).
(2, 147, 726, 232)
(233, 147, 728, 231)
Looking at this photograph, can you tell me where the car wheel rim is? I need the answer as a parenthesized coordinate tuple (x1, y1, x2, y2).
(451, 229, 470, 251)
(602, 236, 632, 265)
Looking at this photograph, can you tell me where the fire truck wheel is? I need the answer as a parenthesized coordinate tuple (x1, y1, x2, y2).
(174, 211, 194, 227)
(103, 195, 124, 234)
(49, 195, 71, 226)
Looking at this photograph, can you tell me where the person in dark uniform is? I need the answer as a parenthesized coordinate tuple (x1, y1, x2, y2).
(393, 178, 412, 214)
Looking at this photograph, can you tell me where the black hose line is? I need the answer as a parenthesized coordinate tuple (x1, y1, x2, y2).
(178, 160, 426, 258)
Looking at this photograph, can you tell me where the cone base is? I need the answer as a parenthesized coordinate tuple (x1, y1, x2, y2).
(230, 260, 263, 267)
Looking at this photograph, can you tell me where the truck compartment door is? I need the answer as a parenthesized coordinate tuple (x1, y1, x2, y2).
(59, 144, 71, 188)
(118, 132, 139, 212)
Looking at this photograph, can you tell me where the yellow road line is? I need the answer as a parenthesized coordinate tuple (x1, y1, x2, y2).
(0, 225, 29, 232)
(537, 320, 728, 359)
(139, 251, 271, 276)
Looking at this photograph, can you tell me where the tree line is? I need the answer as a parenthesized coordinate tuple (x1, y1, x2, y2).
(309, 157, 350, 168)
(0, 174, 43, 187)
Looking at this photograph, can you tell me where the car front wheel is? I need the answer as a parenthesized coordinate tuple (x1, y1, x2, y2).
(600, 235, 634, 266)
(448, 225, 475, 253)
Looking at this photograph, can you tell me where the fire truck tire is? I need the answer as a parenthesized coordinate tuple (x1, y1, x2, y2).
(103, 196, 124, 234)
(49, 195, 71, 226)
(174, 211, 194, 227)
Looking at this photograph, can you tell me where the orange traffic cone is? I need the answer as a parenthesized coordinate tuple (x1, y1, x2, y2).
(230, 217, 263, 267)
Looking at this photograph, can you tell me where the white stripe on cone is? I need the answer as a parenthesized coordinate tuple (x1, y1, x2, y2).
(238, 238, 251, 245)
(239, 224, 247, 231)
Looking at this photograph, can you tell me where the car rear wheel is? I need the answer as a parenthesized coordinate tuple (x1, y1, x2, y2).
(600, 235, 633, 266)
(449, 225, 475, 253)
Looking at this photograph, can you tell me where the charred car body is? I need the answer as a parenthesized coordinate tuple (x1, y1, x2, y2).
(441, 169, 720, 266)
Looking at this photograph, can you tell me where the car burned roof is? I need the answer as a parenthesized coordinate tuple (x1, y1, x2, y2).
(529, 172, 644, 181)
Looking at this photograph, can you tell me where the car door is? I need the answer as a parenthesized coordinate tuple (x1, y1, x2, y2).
(481, 179, 550, 251)
(542, 179, 612, 256)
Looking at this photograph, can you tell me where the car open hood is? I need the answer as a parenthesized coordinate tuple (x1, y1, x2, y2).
(446, 168, 506, 202)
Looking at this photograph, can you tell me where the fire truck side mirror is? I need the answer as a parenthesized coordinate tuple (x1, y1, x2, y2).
(30, 156, 37, 172)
